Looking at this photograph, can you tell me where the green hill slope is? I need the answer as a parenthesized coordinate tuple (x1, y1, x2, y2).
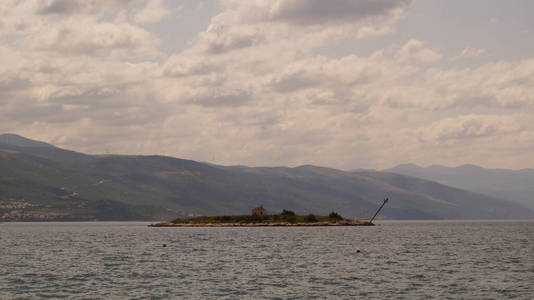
(1, 134, 532, 221)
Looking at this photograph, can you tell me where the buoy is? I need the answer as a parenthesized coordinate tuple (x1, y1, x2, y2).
(162, 244, 167, 247)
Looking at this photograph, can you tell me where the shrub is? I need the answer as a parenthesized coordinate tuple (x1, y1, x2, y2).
(305, 214, 318, 222)
(280, 209, 296, 216)
(214, 216, 232, 222)
(329, 211, 343, 220)
(285, 215, 297, 223)
(246, 214, 264, 223)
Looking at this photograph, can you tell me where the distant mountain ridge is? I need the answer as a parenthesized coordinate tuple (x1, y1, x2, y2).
(1, 134, 533, 221)
(0, 133, 55, 148)
(387, 163, 534, 210)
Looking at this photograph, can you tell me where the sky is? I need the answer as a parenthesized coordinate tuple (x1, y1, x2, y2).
(1, 0, 534, 170)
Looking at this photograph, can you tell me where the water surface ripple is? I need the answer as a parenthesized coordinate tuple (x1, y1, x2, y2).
(1, 221, 533, 299)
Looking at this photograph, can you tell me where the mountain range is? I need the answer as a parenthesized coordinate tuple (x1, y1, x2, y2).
(387, 164, 534, 210)
(1, 133, 532, 221)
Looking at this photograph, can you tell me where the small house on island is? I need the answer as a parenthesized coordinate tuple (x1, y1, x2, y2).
(251, 205, 266, 216)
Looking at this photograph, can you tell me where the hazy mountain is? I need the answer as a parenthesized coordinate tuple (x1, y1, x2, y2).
(387, 164, 534, 210)
(0, 133, 55, 148)
(1, 134, 532, 221)
(0, 133, 88, 162)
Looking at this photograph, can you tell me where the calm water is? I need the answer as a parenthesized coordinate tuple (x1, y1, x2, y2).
(1, 221, 533, 299)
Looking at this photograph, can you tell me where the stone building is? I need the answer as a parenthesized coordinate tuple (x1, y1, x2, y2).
(251, 205, 266, 216)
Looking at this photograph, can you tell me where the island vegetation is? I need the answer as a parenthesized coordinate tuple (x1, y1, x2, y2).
(149, 207, 373, 227)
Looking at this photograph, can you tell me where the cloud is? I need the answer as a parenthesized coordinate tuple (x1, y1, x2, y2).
(162, 55, 219, 77)
(370, 39, 442, 64)
(356, 25, 394, 39)
(267, 56, 378, 94)
(396, 39, 442, 63)
(420, 115, 522, 142)
(26, 21, 160, 59)
(378, 58, 534, 112)
(37, 0, 135, 15)
(268, 61, 324, 93)
(2, 0, 534, 170)
(0, 75, 31, 93)
(188, 90, 252, 107)
(451, 47, 487, 61)
(199, 24, 262, 54)
(38, 0, 80, 15)
(222, 0, 412, 25)
(133, 0, 170, 24)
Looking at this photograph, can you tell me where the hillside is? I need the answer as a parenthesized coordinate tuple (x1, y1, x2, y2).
(387, 164, 534, 210)
(1, 134, 533, 221)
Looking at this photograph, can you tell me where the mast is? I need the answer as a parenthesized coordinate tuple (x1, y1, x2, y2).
(369, 198, 389, 224)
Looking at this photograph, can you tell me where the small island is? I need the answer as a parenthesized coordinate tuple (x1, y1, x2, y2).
(149, 206, 373, 227)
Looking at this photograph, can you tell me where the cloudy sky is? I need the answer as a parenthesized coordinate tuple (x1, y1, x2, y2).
(2, 0, 534, 170)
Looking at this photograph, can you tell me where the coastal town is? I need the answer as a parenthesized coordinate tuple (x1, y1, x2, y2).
(0, 198, 65, 221)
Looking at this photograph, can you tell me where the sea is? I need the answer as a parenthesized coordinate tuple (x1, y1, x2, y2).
(1, 221, 533, 299)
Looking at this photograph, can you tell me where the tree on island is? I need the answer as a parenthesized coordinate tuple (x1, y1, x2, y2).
(280, 209, 296, 216)
(329, 211, 343, 220)
(280, 209, 297, 223)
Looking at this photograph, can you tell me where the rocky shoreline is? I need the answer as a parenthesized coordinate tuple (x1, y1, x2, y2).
(149, 220, 374, 227)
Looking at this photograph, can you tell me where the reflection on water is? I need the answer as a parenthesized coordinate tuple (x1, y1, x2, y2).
(1, 221, 533, 299)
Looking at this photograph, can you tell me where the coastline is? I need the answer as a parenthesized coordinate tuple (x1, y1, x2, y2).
(149, 220, 374, 227)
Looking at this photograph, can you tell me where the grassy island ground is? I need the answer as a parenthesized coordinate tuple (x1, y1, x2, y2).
(149, 210, 373, 227)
